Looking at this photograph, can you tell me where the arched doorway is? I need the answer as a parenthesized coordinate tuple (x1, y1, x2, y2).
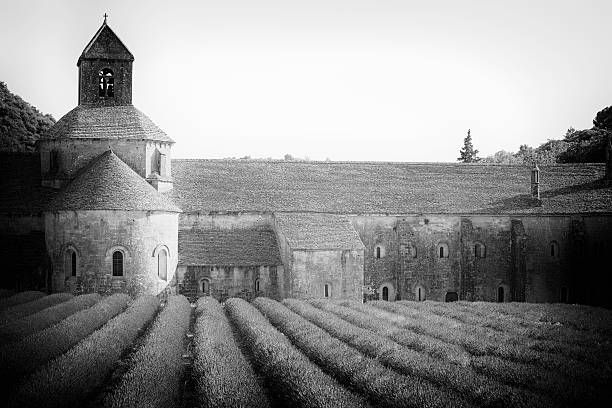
(497, 286, 504, 303)
(379, 283, 395, 302)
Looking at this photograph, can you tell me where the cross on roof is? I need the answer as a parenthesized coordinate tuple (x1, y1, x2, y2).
(104, 13, 108, 23)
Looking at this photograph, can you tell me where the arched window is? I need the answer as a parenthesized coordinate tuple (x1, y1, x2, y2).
(324, 283, 330, 298)
(157, 248, 167, 281)
(98, 68, 114, 97)
(415, 285, 426, 301)
(550, 241, 559, 258)
(497, 286, 505, 303)
(255, 278, 261, 292)
(437, 243, 449, 258)
(375, 246, 381, 259)
(201, 278, 210, 295)
(474, 242, 486, 258)
(382, 286, 389, 301)
(112, 251, 123, 276)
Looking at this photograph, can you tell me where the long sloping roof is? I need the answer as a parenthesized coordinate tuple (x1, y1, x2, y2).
(2, 155, 611, 216)
(42, 105, 173, 142)
(48, 150, 181, 212)
(275, 213, 365, 250)
(170, 160, 612, 215)
(178, 227, 282, 266)
(78, 21, 133, 64)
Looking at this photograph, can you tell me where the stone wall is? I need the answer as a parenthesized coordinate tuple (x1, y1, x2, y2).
(179, 212, 272, 230)
(350, 216, 399, 300)
(290, 249, 364, 301)
(145, 140, 173, 191)
(176, 264, 284, 301)
(45, 210, 178, 296)
(78, 59, 132, 106)
(39, 138, 148, 188)
(350, 213, 612, 305)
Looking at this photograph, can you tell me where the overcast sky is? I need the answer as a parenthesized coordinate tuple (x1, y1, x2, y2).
(1, 0, 610, 161)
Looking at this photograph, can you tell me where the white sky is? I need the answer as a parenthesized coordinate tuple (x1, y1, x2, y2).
(1, 0, 610, 161)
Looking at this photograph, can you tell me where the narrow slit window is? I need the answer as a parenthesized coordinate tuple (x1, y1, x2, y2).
(71, 251, 77, 277)
(158, 249, 167, 281)
(112, 251, 123, 276)
(324, 283, 330, 298)
(550, 241, 559, 258)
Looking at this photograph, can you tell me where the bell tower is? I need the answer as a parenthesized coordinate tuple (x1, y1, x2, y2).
(77, 15, 134, 107)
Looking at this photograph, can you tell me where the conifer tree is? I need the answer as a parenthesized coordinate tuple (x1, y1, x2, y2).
(457, 129, 480, 163)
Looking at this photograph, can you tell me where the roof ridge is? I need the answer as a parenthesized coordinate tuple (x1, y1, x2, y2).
(78, 21, 134, 64)
(170, 158, 606, 167)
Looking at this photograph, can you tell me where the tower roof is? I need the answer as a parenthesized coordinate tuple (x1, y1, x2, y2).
(78, 20, 134, 65)
(42, 105, 174, 143)
(48, 151, 181, 212)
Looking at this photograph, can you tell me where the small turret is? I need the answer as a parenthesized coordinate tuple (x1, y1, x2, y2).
(530, 162, 541, 205)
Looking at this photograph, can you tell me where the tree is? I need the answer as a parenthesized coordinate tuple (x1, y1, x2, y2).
(457, 129, 480, 163)
(283, 153, 294, 161)
(480, 150, 521, 164)
(593, 106, 612, 131)
(0, 81, 55, 152)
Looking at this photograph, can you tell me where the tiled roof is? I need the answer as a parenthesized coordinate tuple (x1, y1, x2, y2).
(48, 150, 181, 212)
(78, 21, 133, 63)
(42, 105, 173, 142)
(0, 153, 56, 213)
(275, 213, 365, 250)
(170, 160, 612, 215)
(178, 227, 282, 266)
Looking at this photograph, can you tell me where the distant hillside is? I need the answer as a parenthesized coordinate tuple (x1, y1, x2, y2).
(0, 82, 55, 152)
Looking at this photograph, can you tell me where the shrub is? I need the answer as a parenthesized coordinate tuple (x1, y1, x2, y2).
(225, 297, 368, 408)
(8, 295, 159, 408)
(102, 295, 191, 408)
(0, 293, 129, 385)
(193, 296, 270, 408)
(0, 293, 74, 326)
(285, 299, 550, 408)
(0, 291, 46, 311)
(256, 297, 467, 408)
(0, 293, 101, 345)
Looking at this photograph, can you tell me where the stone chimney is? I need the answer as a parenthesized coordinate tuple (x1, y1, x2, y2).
(530, 163, 541, 204)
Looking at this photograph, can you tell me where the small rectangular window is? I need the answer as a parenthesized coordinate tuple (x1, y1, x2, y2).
(324, 284, 330, 298)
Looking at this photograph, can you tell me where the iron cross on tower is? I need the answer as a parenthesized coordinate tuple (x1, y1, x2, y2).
(104, 13, 108, 23)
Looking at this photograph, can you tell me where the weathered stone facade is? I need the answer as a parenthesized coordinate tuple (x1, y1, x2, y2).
(45, 210, 178, 297)
(348, 214, 611, 305)
(1, 19, 611, 307)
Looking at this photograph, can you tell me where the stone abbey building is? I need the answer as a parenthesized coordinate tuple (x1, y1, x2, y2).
(1, 21, 611, 307)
